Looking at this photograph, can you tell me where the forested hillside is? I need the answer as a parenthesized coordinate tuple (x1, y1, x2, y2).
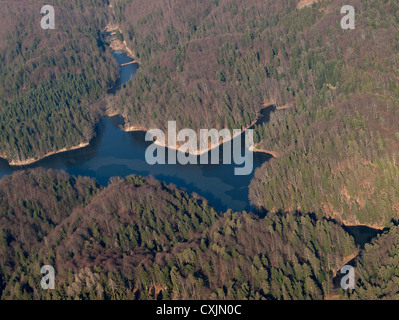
(343, 223, 399, 299)
(110, 0, 398, 228)
(0, 0, 398, 301)
(0, 0, 118, 163)
(112, 0, 296, 132)
(248, 0, 399, 227)
(1, 0, 396, 227)
(0, 169, 356, 300)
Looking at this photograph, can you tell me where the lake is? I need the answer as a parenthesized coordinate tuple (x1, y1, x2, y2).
(0, 50, 272, 212)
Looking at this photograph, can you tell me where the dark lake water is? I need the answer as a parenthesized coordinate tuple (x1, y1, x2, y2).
(344, 225, 382, 248)
(0, 50, 272, 212)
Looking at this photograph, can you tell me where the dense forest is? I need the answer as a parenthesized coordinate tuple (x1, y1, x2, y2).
(112, 0, 294, 133)
(1, 0, 396, 223)
(110, 0, 398, 227)
(0, 169, 356, 300)
(248, 0, 399, 228)
(0, 0, 398, 301)
(108, 0, 399, 299)
(113, 0, 399, 227)
(0, 0, 118, 163)
(343, 223, 399, 300)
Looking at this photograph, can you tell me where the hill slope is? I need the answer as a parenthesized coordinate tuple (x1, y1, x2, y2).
(0, 169, 356, 300)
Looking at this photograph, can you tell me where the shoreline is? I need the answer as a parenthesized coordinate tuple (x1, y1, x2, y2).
(1, 16, 138, 168)
(1, 108, 275, 168)
(104, 7, 138, 62)
(122, 107, 277, 157)
(106, 3, 137, 60)
(249, 146, 279, 158)
(342, 221, 385, 231)
(4, 142, 90, 167)
(104, 25, 137, 61)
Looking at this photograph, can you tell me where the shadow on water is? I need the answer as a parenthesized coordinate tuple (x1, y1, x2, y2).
(343, 225, 382, 248)
(251, 105, 276, 128)
(108, 51, 139, 93)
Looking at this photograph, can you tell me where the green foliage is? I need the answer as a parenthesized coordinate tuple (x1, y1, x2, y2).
(0, 170, 356, 300)
(344, 223, 399, 300)
(0, 0, 118, 162)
